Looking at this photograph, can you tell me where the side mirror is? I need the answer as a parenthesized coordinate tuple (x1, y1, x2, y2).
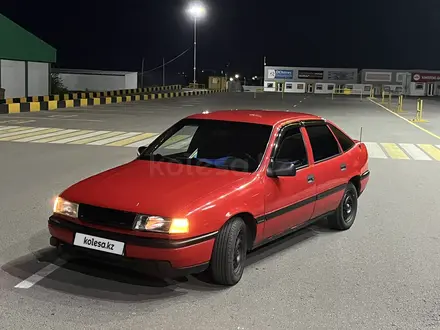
(267, 160, 297, 178)
(137, 146, 147, 156)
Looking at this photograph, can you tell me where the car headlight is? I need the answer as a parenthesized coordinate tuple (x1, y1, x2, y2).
(133, 215, 189, 234)
(53, 197, 79, 218)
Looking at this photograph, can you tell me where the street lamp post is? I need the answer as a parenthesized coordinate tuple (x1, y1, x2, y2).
(187, 2, 206, 88)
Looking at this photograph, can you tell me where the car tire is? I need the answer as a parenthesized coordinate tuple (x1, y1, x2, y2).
(328, 182, 358, 230)
(209, 217, 247, 286)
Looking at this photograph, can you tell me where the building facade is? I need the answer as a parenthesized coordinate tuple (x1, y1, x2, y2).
(264, 66, 358, 93)
(263, 65, 440, 96)
(0, 13, 56, 99)
(360, 69, 440, 96)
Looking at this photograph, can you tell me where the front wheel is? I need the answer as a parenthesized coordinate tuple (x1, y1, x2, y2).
(328, 182, 358, 230)
(209, 217, 247, 286)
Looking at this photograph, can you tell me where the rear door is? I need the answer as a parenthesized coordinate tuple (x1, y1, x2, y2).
(303, 121, 349, 219)
(262, 123, 317, 238)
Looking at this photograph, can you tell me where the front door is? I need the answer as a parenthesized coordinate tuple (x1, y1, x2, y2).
(263, 124, 316, 239)
(308, 84, 314, 93)
(277, 82, 284, 92)
(427, 83, 435, 96)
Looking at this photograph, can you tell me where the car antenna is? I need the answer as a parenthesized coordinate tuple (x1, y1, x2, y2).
(359, 127, 363, 142)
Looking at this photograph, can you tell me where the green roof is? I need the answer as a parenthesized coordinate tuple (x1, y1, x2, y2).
(0, 13, 56, 63)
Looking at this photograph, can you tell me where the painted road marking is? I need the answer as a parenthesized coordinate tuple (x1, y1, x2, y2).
(69, 131, 125, 144)
(35, 130, 92, 143)
(126, 135, 159, 148)
(0, 127, 48, 139)
(381, 143, 410, 159)
(369, 98, 440, 141)
(15, 129, 78, 142)
(51, 130, 110, 144)
(0, 128, 60, 141)
(0, 126, 29, 134)
(88, 132, 141, 145)
(399, 143, 432, 161)
(364, 142, 387, 159)
(417, 144, 440, 161)
(107, 132, 157, 147)
(0, 125, 440, 162)
(14, 262, 64, 289)
(0, 125, 19, 131)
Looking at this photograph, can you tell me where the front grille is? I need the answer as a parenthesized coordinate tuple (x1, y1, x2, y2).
(78, 204, 136, 229)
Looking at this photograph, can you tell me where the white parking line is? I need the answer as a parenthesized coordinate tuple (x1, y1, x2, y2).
(14, 262, 64, 289)
(88, 132, 141, 145)
(126, 135, 158, 147)
(16, 129, 78, 142)
(50, 130, 110, 144)
(0, 126, 18, 131)
(399, 143, 432, 161)
(364, 142, 387, 159)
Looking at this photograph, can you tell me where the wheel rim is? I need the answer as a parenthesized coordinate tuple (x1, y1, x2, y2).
(342, 191, 355, 223)
(233, 230, 245, 274)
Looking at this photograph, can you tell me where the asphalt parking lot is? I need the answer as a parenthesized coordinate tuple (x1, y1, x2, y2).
(1, 91, 440, 330)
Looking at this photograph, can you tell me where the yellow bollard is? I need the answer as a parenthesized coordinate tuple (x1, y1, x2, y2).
(411, 98, 428, 123)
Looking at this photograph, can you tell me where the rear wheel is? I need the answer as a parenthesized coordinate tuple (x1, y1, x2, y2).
(328, 182, 358, 230)
(210, 217, 247, 286)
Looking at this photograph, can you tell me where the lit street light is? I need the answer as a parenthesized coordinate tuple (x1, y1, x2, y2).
(235, 74, 239, 79)
(187, 2, 206, 87)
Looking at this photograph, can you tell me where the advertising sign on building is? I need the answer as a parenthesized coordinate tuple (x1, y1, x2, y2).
(364, 72, 392, 82)
(298, 70, 324, 79)
(412, 73, 440, 82)
(267, 69, 294, 80)
(327, 71, 356, 81)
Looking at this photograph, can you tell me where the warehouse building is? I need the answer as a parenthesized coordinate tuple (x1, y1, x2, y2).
(264, 65, 440, 97)
(359, 69, 440, 97)
(0, 13, 56, 99)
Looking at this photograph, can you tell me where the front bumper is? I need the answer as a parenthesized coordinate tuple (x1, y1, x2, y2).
(48, 216, 216, 278)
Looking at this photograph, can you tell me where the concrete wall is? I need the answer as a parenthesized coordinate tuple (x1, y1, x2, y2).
(56, 70, 138, 92)
(264, 66, 358, 84)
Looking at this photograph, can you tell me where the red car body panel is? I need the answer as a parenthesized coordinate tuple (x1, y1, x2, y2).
(49, 110, 370, 276)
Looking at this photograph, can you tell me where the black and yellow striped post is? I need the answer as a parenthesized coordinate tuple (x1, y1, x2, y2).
(0, 88, 226, 114)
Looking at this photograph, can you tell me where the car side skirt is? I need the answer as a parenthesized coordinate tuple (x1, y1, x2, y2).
(251, 183, 352, 249)
(252, 211, 335, 250)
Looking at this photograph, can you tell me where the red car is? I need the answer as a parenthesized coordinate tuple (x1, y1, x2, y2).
(49, 110, 370, 286)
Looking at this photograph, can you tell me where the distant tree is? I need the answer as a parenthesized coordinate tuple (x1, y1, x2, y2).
(50, 73, 68, 94)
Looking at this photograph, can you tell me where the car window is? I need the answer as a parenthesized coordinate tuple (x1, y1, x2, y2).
(305, 124, 341, 162)
(274, 126, 308, 167)
(327, 124, 355, 152)
(142, 119, 272, 173)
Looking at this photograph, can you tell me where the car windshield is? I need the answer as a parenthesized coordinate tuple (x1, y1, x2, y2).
(139, 118, 273, 172)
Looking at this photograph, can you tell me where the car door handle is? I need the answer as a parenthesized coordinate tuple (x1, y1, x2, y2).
(307, 174, 314, 183)
(340, 163, 347, 171)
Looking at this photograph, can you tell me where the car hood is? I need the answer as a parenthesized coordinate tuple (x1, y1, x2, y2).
(61, 160, 250, 217)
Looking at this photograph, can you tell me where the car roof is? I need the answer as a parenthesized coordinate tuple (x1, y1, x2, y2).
(187, 110, 323, 126)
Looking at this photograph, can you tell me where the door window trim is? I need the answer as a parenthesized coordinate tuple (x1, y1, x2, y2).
(269, 122, 311, 172)
(302, 121, 343, 164)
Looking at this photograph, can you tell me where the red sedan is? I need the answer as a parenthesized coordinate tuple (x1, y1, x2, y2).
(49, 110, 370, 286)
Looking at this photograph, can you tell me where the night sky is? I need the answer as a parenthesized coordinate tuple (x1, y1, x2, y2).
(2, 0, 440, 78)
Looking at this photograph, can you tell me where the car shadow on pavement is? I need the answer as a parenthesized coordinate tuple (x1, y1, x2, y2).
(1, 219, 334, 301)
